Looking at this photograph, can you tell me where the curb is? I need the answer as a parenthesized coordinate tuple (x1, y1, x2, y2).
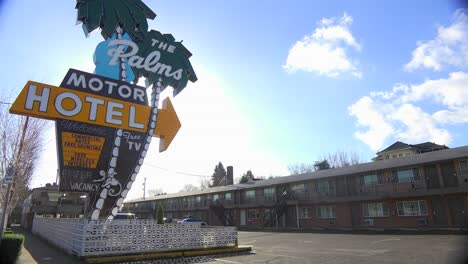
(84, 246, 252, 263)
(239, 227, 468, 232)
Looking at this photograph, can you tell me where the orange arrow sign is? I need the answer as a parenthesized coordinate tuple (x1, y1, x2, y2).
(154, 98, 181, 152)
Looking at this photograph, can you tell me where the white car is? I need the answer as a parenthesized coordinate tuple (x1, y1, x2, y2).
(177, 218, 207, 226)
(113, 213, 136, 220)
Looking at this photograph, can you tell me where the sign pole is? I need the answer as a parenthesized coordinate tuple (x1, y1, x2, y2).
(0, 183, 12, 242)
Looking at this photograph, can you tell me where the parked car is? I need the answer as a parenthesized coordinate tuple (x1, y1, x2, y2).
(177, 218, 207, 226)
(113, 213, 136, 220)
(162, 217, 173, 223)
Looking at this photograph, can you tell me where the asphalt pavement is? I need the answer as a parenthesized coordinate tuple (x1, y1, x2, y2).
(12, 227, 468, 264)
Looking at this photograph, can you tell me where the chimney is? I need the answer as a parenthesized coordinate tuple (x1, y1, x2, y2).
(226, 166, 234, 185)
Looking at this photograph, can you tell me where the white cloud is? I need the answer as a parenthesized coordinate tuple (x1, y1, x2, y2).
(405, 9, 468, 71)
(283, 13, 361, 77)
(348, 96, 394, 151)
(349, 71, 468, 151)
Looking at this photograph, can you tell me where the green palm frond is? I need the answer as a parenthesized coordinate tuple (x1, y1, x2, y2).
(133, 30, 198, 95)
(76, 0, 156, 40)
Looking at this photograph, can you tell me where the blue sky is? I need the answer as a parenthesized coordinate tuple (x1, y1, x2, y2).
(1, 1, 467, 199)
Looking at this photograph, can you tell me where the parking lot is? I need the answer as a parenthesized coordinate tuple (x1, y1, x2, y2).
(216, 231, 468, 264)
(18, 228, 468, 264)
(119, 230, 468, 264)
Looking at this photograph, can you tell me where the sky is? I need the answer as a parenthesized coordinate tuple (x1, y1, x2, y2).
(1, 1, 467, 201)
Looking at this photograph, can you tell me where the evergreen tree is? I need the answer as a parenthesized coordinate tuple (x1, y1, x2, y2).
(211, 162, 227, 187)
(156, 205, 164, 224)
(314, 160, 331, 171)
(239, 170, 255, 183)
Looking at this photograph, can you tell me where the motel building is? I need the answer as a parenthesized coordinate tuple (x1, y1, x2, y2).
(122, 142, 468, 230)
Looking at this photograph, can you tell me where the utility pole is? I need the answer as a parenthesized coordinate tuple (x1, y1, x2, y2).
(142, 177, 146, 199)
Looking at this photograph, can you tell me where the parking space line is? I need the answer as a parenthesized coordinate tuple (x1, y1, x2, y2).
(240, 239, 256, 246)
(371, 237, 401, 244)
(256, 253, 306, 259)
(214, 258, 243, 263)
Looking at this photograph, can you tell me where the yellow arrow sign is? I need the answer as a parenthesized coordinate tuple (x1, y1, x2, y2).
(9, 81, 181, 152)
(155, 98, 181, 152)
(9, 81, 150, 133)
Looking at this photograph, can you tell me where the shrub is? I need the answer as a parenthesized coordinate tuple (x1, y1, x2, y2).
(4, 228, 14, 234)
(0, 233, 24, 264)
(156, 205, 164, 224)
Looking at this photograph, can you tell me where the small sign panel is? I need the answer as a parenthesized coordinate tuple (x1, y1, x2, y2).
(4, 166, 14, 184)
(61, 132, 105, 168)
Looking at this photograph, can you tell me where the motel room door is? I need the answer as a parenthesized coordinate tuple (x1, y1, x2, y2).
(448, 197, 465, 227)
(424, 164, 441, 189)
(431, 198, 448, 226)
(351, 203, 361, 227)
(240, 209, 246, 226)
(440, 162, 458, 187)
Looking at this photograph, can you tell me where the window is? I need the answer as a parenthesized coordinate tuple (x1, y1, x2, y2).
(393, 168, 419, 183)
(360, 174, 382, 186)
(263, 188, 275, 200)
(245, 190, 255, 199)
(291, 183, 305, 193)
(397, 200, 428, 216)
(225, 193, 232, 201)
(317, 206, 336, 218)
(196, 196, 201, 203)
(300, 208, 311, 218)
(363, 203, 389, 217)
(460, 160, 468, 174)
(264, 208, 273, 219)
(247, 209, 259, 219)
(317, 180, 329, 194)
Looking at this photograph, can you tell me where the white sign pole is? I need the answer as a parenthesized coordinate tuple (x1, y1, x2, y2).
(0, 166, 14, 243)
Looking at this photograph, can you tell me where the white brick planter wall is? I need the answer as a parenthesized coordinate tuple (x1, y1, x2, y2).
(32, 218, 238, 257)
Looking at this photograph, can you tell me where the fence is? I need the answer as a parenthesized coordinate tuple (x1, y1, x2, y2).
(32, 218, 238, 257)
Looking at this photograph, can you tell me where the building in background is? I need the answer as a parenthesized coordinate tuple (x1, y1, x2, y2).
(373, 141, 449, 161)
(123, 144, 468, 230)
(21, 183, 86, 229)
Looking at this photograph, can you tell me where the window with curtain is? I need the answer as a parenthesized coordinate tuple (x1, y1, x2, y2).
(317, 181, 329, 194)
(317, 206, 336, 218)
(397, 200, 428, 216)
(360, 174, 382, 186)
(363, 203, 390, 217)
(245, 190, 256, 199)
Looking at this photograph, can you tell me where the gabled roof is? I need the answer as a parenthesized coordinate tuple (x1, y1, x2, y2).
(377, 141, 448, 155)
(377, 141, 411, 154)
(412, 142, 448, 152)
(125, 145, 468, 204)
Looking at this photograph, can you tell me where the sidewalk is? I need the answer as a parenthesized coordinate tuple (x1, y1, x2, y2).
(11, 226, 83, 264)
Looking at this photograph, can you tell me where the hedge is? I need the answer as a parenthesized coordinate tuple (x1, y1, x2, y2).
(0, 233, 24, 264)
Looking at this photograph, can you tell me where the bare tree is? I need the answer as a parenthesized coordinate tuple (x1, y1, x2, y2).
(199, 177, 211, 190)
(179, 184, 199, 192)
(319, 150, 363, 168)
(288, 150, 363, 175)
(0, 103, 47, 222)
(147, 188, 165, 196)
(287, 162, 314, 175)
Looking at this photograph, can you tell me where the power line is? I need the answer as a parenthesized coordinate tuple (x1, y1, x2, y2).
(144, 162, 210, 178)
(0, 101, 12, 105)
